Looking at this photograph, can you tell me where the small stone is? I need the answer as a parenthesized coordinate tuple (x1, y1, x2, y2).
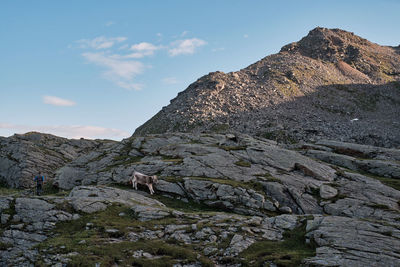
(1, 214, 10, 224)
(10, 224, 24, 230)
(279, 206, 292, 214)
(142, 252, 152, 259)
(209, 235, 217, 243)
(11, 215, 21, 222)
(204, 246, 217, 256)
(105, 229, 119, 234)
(319, 184, 338, 199)
(118, 212, 126, 217)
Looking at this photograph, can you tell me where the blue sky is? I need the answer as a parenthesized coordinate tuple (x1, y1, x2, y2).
(1, 0, 399, 140)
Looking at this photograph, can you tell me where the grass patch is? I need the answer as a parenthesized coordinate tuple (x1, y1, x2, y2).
(68, 240, 213, 267)
(0, 185, 21, 196)
(42, 181, 61, 195)
(161, 155, 184, 164)
(162, 176, 185, 183)
(239, 223, 316, 266)
(256, 173, 282, 184)
(210, 123, 229, 133)
(235, 160, 251, 168)
(36, 204, 212, 266)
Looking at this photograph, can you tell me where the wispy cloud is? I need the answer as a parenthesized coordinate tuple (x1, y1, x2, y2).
(76, 36, 127, 50)
(212, 47, 225, 52)
(168, 38, 207, 56)
(43, 96, 76, 107)
(75, 34, 207, 89)
(162, 77, 180, 85)
(105, 21, 115, 27)
(0, 123, 129, 140)
(124, 42, 161, 58)
(243, 34, 249, 38)
(82, 52, 144, 90)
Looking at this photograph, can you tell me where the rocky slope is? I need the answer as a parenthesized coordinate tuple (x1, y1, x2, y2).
(134, 27, 400, 147)
(1, 132, 399, 266)
(0, 132, 115, 188)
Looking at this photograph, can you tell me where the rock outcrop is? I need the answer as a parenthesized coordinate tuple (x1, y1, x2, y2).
(134, 28, 400, 148)
(0, 132, 115, 188)
(0, 132, 399, 266)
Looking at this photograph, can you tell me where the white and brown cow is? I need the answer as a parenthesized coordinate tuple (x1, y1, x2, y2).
(131, 171, 158, 195)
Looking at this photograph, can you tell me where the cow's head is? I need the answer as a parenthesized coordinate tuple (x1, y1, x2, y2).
(152, 175, 158, 184)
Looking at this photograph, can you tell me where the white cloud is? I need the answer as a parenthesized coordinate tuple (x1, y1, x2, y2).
(0, 123, 129, 140)
(181, 31, 189, 37)
(168, 38, 207, 56)
(243, 34, 249, 38)
(82, 52, 144, 90)
(76, 36, 127, 50)
(162, 77, 180, 85)
(105, 21, 115, 27)
(128, 42, 160, 58)
(212, 47, 225, 52)
(43, 96, 76, 107)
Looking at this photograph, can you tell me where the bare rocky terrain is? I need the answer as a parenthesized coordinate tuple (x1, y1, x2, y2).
(134, 27, 400, 148)
(1, 27, 400, 266)
(0, 132, 399, 266)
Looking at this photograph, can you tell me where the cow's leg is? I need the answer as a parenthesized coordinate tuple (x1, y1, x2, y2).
(148, 184, 154, 195)
(133, 177, 138, 190)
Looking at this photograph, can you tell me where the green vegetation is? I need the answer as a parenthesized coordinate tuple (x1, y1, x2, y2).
(234, 160, 251, 168)
(256, 173, 282, 183)
(210, 123, 229, 133)
(0, 181, 21, 196)
(36, 204, 213, 266)
(260, 130, 297, 144)
(41, 181, 60, 195)
(239, 223, 316, 267)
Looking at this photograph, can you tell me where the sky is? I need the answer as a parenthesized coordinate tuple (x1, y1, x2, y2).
(1, 0, 399, 140)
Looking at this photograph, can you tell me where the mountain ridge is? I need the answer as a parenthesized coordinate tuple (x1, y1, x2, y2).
(134, 27, 400, 147)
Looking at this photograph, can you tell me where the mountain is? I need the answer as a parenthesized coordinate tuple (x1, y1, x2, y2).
(134, 27, 400, 147)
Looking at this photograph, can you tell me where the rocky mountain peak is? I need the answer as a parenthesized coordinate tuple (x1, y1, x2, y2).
(134, 28, 400, 147)
(280, 27, 369, 62)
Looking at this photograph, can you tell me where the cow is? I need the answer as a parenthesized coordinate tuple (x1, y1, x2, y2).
(131, 171, 158, 195)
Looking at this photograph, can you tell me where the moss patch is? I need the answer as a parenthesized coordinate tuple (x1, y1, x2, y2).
(234, 160, 251, 168)
(239, 223, 315, 266)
